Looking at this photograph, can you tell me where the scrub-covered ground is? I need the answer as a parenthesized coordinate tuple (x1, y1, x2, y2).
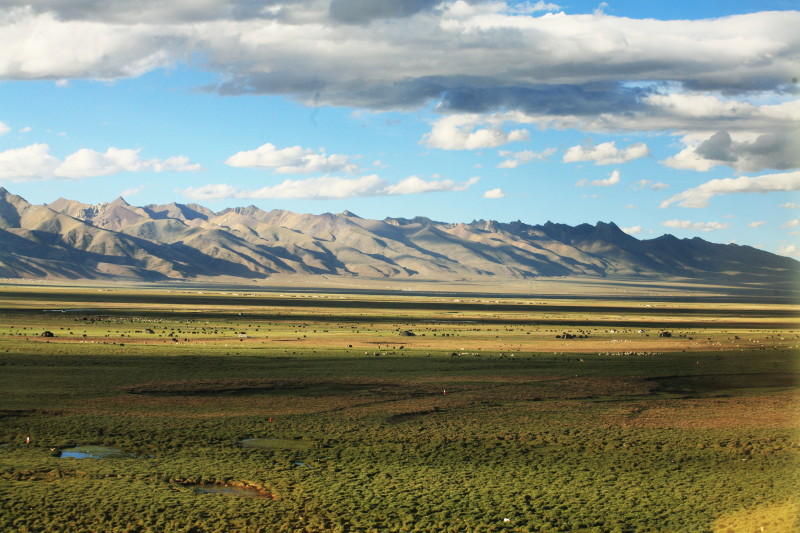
(0, 282, 797, 532)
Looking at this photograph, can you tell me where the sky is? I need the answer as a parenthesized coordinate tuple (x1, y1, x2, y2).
(0, 0, 798, 257)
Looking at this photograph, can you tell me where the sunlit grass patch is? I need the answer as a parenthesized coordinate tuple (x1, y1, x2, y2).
(714, 500, 799, 533)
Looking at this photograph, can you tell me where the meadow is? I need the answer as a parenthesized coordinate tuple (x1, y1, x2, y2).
(0, 280, 797, 532)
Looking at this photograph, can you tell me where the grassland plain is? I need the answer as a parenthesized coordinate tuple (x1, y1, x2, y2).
(0, 280, 798, 532)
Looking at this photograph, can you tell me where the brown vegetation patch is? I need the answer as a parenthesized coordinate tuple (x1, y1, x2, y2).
(120, 378, 410, 396)
(651, 373, 800, 395)
(182, 480, 279, 500)
(80, 379, 446, 417)
(387, 407, 442, 423)
(606, 392, 800, 429)
(0, 409, 65, 419)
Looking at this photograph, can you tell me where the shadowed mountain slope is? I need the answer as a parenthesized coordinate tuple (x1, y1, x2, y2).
(0, 188, 796, 283)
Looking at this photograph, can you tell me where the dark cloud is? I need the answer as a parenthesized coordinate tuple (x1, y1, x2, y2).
(695, 130, 800, 172)
(27, 0, 449, 24)
(684, 76, 800, 96)
(438, 82, 652, 116)
(214, 69, 653, 116)
(214, 74, 448, 109)
(22, 0, 298, 23)
(328, 0, 439, 24)
(696, 131, 737, 162)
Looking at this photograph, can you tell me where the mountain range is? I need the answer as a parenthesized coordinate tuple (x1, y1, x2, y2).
(0, 187, 796, 283)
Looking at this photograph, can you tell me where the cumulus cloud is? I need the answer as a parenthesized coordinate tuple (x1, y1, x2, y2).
(777, 244, 800, 257)
(2, 3, 796, 116)
(632, 179, 668, 190)
(58, 147, 201, 177)
(563, 141, 649, 165)
(497, 147, 555, 168)
(0, 143, 201, 181)
(577, 169, 620, 188)
(662, 220, 730, 232)
(0, 144, 61, 181)
(385, 175, 479, 195)
(226, 143, 358, 174)
(0, 121, 9, 135)
(181, 174, 479, 201)
(4, 1, 800, 193)
(423, 115, 529, 150)
(622, 225, 642, 235)
(660, 170, 800, 208)
(781, 219, 800, 229)
(0, 8, 185, 80)
(663, 129, 800, 173)
(748, 221, 765, 228)
(459, 97, 800, 172)
(483, 188, 506, 199)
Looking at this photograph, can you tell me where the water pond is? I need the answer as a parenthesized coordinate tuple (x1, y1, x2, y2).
(59, 445, 136, 459)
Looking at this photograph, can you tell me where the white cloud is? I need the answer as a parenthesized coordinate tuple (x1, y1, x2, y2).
(584, 169, 620, 187)
(632, 179, 668, 190)
(622, 225, 642, 235)
(1, 3, 798, 174)
(423, 115, 529, 150)
(748, 221, 765, 228)
(181, 174, 479, 201)
(0, 8, 182, 80)
(0, 122, 9, 135)
(0, 143, 201, 181)
(777, 244, 800, 257)
(563, 141, 649, 165)
(516, 2, 561, 13)
(660, 170, 800, 208)
(226, 143, 358, 174)
(2, 1, 799, 225)
(497, 147, 555, 168)
(120, 186, 144, 198)
(19, 126, 32, 134)
(781, 219, 800, 229)
(662, 219, 730, 232)
(0, 143, 60, 181)
(781, 202, 800, 209)
(468, 96, 800, 175)
(384, 175, 479, 195)
(0, 5, 796, 124)
(483, 188, 506, 199)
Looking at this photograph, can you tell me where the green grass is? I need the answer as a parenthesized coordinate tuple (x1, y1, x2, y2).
(0, 285, 798, 532)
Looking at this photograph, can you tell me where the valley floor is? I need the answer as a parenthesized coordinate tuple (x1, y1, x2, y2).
(0, 281, 797, 532)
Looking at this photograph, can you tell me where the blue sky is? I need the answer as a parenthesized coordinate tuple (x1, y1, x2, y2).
(0, 1, 798, 257)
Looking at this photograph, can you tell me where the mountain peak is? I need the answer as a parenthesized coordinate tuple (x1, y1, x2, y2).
(109, 196, 130, 207)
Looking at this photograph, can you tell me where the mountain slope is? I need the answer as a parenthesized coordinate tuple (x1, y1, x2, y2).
(0, 188, 796, 283)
